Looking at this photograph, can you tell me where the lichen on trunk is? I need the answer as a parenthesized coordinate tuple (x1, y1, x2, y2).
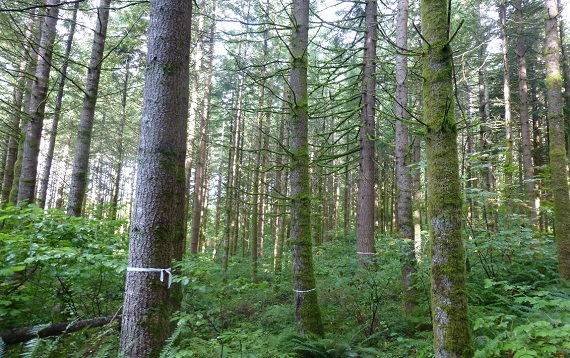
(420, 0, 473, 356)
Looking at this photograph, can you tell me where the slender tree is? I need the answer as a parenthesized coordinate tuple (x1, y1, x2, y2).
(191, 5, 216, 254)
(395, 0, 417, 315)
(545, 0, 570, 280)
(289, 0, 324, 336)
(356, 0, 377, 261)
(17, 0, 60, 205)
(119, 0, 192, 355)
(514, 0, 535, 221)
(67, 0, 111, 216)
(420, 0, 473, 355)
(37, 1, 79, 209)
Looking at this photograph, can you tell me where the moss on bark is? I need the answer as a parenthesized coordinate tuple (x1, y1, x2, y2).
(420, 0, 473, 356)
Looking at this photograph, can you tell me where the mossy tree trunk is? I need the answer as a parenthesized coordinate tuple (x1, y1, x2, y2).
(17, 0, 60, 205)
(545, 0, 570, 280)
(67, 0, 111, 216)
(119, 0, 192, 356)
(357, 0, 378, 262)
(288, 0, 324, 337)
(420, 0, 473, 356)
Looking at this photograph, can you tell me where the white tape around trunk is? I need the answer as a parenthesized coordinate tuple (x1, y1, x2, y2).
(127, 267, 172, 288)
(294, 288, 316, 293)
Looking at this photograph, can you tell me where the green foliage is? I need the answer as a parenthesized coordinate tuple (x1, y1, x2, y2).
(0, 205, 126, 343)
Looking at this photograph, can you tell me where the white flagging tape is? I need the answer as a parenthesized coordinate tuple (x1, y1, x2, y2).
(294, 288, 316, 293)
(357, 252, 376, 255)
(127, 267, 172, 288)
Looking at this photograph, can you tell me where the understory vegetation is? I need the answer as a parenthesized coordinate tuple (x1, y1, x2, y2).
(1, 205, 569, 357)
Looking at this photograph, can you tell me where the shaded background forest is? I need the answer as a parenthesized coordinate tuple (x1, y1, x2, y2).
(1, 0, 570, 356)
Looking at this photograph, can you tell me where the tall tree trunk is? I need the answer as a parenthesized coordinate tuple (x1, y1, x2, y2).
(357, 0, 377, 261)
(499, 0, 514, 208)
(420, 0, 473, 355)
(110, 59, 130, 220)
(515, 0, 535, 222)
(67, 0, 111, 216)
(37, 1, 79, 209)
(1, 56, 29, 205)
(10, 12, 42, 204)
(273, 115, 287, 274)
(184, 0, 205, 226)
(191, 8, 216, 254)
(545, 0, 570, 280)
(289, 0, 324, 337)
(250, 29, 268, 282)
(119, 1, 191, 356)
(395, 0, 416, 315)
(17, 0, 60, 205)
(559, 0, 570, 150)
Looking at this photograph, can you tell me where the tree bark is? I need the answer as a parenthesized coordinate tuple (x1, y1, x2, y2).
(357, 0, 378, 262)
(420, 0, 473, 355)
(545, 0, 570, 280)
(514, 0, 535, 222)
(37, 1, 80, 209)
(67, 0, 111, 216)
(498, 0, 514, 207)
(289, 0, 324, 337)
(119, 1, 191, 356)
(17, 0, 60, 205)
(395, 0, 417, 315)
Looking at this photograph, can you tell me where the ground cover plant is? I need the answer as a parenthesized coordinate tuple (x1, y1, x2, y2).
(1, 206, 569, 357)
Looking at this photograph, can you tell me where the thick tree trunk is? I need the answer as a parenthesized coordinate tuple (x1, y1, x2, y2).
(119, 1, 191, 356)
(420, 0, 473, 355)
(67, 0, 111, 216)
(289, 0, 324, 337)
(36, 1, 79, 209)
(17, 0, 60, 205)
(545, 0, 570, 280)
(357, 0, 377, 262)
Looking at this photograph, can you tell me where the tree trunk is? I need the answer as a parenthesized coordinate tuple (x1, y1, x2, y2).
(110, 59, 130, 220)
(514, 0, 535, 222)
(119, 1, 191, 356)
(498, 0, 513, 208)
(395, 0, 417, 315)
(250, 29, 268, 282)
(191, 7, 216, 255)
(545, 0, 570, 280)
(67, 0, 111, 216)
(36, 1, 79, 209)
(420, 0, 473, 355)
(17, 0, 60, 205)
(0, 315, 121, 346)
(289, 0, 324, 337)
(357, 0, 378, 261)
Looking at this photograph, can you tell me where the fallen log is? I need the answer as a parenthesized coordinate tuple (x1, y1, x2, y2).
(0, 315, 121, 346)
